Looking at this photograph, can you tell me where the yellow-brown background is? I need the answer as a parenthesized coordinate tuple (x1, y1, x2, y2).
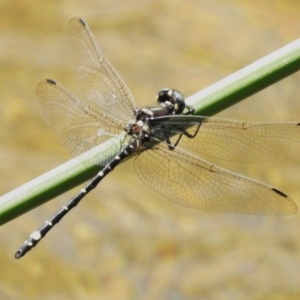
(1, 1, 300, 299)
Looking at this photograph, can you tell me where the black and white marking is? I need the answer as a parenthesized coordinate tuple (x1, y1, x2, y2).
(15, 17, 300, 259)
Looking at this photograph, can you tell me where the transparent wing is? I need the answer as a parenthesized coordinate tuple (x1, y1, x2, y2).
(151, 115, 300, 162)
(37, 79, 126, 166)
(134, 142, 297, 215)
(67, 17, 136, 121)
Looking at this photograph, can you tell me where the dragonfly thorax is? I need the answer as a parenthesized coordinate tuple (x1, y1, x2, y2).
(125, 89, 186, 141)
(125, 109, 152, 141)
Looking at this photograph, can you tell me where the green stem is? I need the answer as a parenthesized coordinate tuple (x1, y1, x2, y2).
(1, 38, 300, 226)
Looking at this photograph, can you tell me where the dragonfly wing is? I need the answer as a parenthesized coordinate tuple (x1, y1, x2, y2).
(67, 17, 136, 122)
(151, 115, 300, 162)
(37, 79, 126, 166)
(134, 141, 298, 215)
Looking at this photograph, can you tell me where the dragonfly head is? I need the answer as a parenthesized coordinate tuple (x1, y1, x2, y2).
(156, 88, 185, 115)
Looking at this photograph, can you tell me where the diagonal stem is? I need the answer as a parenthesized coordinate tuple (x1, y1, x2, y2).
(1, 38, 300, 226)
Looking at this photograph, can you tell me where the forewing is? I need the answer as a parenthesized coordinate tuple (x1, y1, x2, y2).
(151, 115, 300, 162)
(134, 141, 297, 215)
(37, 79, 125, 166)
(67, 17, 136, 121)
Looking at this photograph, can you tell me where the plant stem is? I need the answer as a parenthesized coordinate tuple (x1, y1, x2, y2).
(1, 38, 300, 226)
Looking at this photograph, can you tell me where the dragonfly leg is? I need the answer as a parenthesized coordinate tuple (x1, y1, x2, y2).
(165, 121, 202, 151)
(184, 104, 195, 115)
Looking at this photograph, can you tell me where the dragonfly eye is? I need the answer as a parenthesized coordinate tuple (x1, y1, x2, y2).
(156, 88, 173, 104)
(173, 90, 185, 114)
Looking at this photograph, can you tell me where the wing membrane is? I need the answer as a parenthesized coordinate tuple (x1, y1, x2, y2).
(67, 17, 136, 121)
(37, 79, 125, 165)
(151, 115, 300, 162)
(135, 141, 297, 215)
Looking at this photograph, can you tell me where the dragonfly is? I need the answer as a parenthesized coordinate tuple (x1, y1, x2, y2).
(15, 16, 299, 259)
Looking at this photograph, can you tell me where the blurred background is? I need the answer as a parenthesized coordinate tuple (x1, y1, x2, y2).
(1, 0, 300, 299)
